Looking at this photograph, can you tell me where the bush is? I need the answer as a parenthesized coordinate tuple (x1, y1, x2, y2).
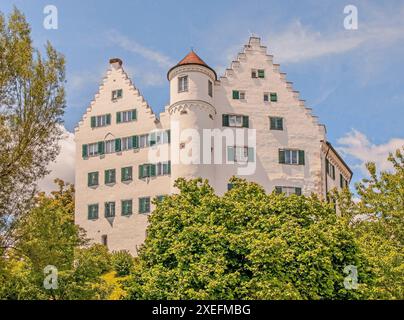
(111, 251, 134, 277)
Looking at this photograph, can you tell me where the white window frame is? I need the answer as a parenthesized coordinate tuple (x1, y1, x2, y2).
(88, 143, 98, 156)
(178, 76, 188, 92)
(284, 150, 300, 165)
(105, 140, 115, 154)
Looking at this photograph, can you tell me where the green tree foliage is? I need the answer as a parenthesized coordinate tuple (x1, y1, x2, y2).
(0, 180, 113, 300)
(111, 250, 134, 277)
(124, 178, 371, 299)
(0, 7, 66, 237)
(340, 148, 404, 299)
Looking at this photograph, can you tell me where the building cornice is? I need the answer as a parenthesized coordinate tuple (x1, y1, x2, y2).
(168, 99, 216, 116)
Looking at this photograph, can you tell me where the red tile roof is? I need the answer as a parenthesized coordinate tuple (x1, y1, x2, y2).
(167, 50, 217, 80)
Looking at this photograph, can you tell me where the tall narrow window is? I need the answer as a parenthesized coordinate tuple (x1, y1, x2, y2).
(104, 169, 116, 184)
(121, 200, 133, 216)
(88, 204, 99, 220)
(178, 76, 188, 92)
(104, 202, 115, 218)
(275, 186, 302, 196)
(88, 172, 99, 187)
(139, 197, 151, 214)
(121, 166, 133, 182)
(208, 80, 213, 97)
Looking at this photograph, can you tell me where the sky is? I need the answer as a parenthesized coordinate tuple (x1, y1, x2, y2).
(1, 0, 404, 192)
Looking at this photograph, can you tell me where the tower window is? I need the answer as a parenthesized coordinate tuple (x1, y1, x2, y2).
(178, 76, 188, 92)
(208, 80, 213, 97)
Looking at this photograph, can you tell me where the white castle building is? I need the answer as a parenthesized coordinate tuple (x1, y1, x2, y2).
(74, 37, 352, 255)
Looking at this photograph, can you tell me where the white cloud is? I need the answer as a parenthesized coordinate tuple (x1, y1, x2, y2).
(37, 126, 75, 193)
(267, 15, 404, 64)
(337, 129, 404, 174)
(107, 30, 174, 68)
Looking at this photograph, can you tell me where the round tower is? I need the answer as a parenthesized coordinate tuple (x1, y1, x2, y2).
(167, 50, 217, 192)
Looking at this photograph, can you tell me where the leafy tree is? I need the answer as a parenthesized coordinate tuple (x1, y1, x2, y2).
(0, 180, 113, 300)
(0, 7, 66, 248)
(124, 178, 371, 300)
(342, 148, 404, 299)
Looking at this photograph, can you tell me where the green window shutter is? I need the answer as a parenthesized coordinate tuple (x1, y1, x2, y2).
(150, 164, 156, 177)
(279, 149, 285, 164)
(258, 69, 265, 78)
(87, 173, 91, 187)
(91, 116, 96, 128)
(98, 141, 105, 155)
(275, 186, 282, 194)
(278, 118, 283, 130)
(227, 146, 235, 162)
(270, 93, 278, 102)
(248, 147, 255, 162)
(232, 90, 239, 99)
(270, 117, 276, 130)
(106, 114, 111, 125)
(222, 114, 229, 127)
(242, 116, 249, 128)
(138, 165, 143, 179)
(167, 161, 171, 174)
(105, 170, 109, 184)
(116, 112, 121, 123)
(167, 130, 171, 143)
(340, 174, 343, 188)
(115, 138, 121, 152)
(132, 135, 139, 149)
(298, 150, 305, 165)
(82, 144, 88, 158)
(295, 187, 302, 196)
(132, 109, 137, 120)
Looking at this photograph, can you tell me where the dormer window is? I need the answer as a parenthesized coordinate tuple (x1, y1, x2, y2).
(178, 76, 188, 92)
(112, 89, 123, 100)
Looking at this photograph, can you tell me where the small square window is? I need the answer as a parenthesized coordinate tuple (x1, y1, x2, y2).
(270, 117, 283, 130)
(270, 92, 278, 102)
(121, 200, 133, 216)
(139, 197, 151, 214)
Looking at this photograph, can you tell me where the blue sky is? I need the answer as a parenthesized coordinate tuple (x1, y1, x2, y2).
(2, 0, 404, 189)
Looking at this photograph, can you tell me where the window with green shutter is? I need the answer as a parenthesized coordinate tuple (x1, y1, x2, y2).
(258, 69, 265, 78)
(104, 202, 115, 218)
(121, 200, 133, 216)
(116, 112, 121, 123)
(222, 114, 229, 127)
(105, 169, 116, 184)
(270, 92, 278, 102)
(88, 204, 99, 220)
(232, 90, 240, 99)
(121, 166, 133, 182)
(279, 149, 305, 165)
(242, 116, 249, 128)
(139, 197, 150, 214)
(88, 172, 99, 187)
(275, 186, 283, 194)
(270, 117, 283, 130)
(132, 135, 139, 149)
(115, 138, 121, 152)
(82, 144, 88, 158)
(98, 141, 105, 155)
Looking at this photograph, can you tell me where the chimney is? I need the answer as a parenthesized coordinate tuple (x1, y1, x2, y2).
(109, 58, 123, 69)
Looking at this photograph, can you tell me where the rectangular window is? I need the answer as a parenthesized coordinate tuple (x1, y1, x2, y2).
(104, 169, 116, 184)
(91, 114, 111, 128)
(275, 186, 302, 196)
(326, 159, 336, 180)
(88, 204, 99, 220)
(112, 89, 123, 100)
(121, 166, 133, 182)
(279, 149, 305, 165)
(227, 183, 233, 191)
(88, 172, 99, 187)
(121, 200, 133, 216)
(227, 146, 255, 163)
(223, 114, 249, 128)
(88, 143, 99, 157)
(156, 195, 165, 202)
(122, 137, 134, 151)
(178, 76, 188, 92)
(208, 80, 213, 97)
(339, 174, 348, 188)
(269, 117, 283, 130)
(258, 69, 265, 78)
(232, 90, 239, 99)
(251, 70, 257, 78)
(105, 140, 115, 154)
(155, 161, 171, 176)
(104, 202, 116, 218)
(117, 109, 137, 123)
(264, 93, 269, 102)
(139, 134, 149, 148)
(139, 197, 151, 214)
(270, 92, 278, 102)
